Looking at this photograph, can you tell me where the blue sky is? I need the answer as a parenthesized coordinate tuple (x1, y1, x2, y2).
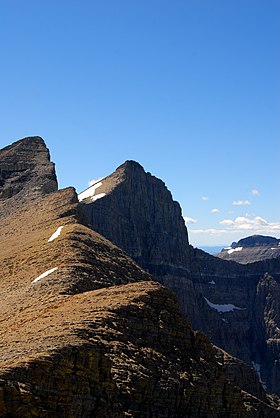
(0, 0, 279, 247)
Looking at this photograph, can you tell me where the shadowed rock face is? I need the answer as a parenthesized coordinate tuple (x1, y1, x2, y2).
(80, 160, 280, 395)
(80, 161, 191, 276)
(1, 137, 279, 416)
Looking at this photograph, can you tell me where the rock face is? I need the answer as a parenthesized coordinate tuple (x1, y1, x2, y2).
(80, 161, 191, 276)
(80, 160, 280, 395)
(216, 235, 280, 264)
(0, 136, 57, 201)
(2, 138, 279, 416)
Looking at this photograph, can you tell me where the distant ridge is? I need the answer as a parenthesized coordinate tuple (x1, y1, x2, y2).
(217, 234, 280, 264)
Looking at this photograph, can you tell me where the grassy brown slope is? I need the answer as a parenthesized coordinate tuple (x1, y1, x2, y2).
(0, 187, 151, 327)
(0, 281, 279, 417)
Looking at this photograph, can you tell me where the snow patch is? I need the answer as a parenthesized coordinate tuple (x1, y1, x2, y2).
(227, 246, 243, 254)
(32, 267, 58, 284)
(204, 297, 246, 313)
(209, 280, 216, 285)
(48, 226, 64, 242)
(91, 193, 106, 202)
(78, 181, 103, 201)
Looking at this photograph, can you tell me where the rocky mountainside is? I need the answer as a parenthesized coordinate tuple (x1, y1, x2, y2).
(216, 235, 280, 264)
(79, 161, 191, 276)
(80, 160, 280, 396)
(1, 137, 278, 416)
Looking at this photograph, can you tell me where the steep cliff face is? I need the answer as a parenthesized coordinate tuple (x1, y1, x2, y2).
(80, 160, 280, 395)
(255, 274, 280, 394)
(2, 137, 278, 416)
(80, 161, 200, 320)
(80, 161, 191, 275)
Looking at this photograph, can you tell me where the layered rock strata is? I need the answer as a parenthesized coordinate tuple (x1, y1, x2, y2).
(0, 136, 57, 202)
(80, 160, 280, 395)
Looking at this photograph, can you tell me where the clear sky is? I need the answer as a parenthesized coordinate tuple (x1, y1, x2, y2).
(0, 0, 279, 247)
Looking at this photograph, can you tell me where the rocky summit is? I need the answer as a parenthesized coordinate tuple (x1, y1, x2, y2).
(0, 137, 280, 417)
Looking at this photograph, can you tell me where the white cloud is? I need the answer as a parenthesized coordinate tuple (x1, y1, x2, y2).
(219, 216, 271, 231)
(211, 208, 220, 213)
(202, 196, 209, 201)
(232, 200, 251, 206)
(189, 215, 280, 237)
(191, 228, 227, 236)
(220, 219, 235, 226)
(184, 216, 197, 224)
(251, 189, 260, 196)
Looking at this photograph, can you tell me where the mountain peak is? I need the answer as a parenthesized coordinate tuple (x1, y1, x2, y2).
(80, 159, 191, 277)
(115, 160, 147, 179)
(1, 135, 46, 152)
(233, 235, 280, 248)
(118, 160, 144, 170)
(0, 136, 58, 202)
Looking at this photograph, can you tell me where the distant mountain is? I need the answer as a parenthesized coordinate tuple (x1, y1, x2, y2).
(232, 235, 280, 248)
(216, 235, 280, 264)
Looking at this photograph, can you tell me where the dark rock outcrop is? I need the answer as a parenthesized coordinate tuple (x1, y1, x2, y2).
(0, 136, 57, 199)
(80, 160, 280, 395)
(80, 161, 191, 276)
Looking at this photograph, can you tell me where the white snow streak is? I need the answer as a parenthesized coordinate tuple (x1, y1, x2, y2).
(204, 297, 245, 313)
(32, 267, 58, 284)
(91, 193, 106, 202)
(227, 246, 243, 254)
(48, 226, 64, 242)
(78, 181, 103, 201)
